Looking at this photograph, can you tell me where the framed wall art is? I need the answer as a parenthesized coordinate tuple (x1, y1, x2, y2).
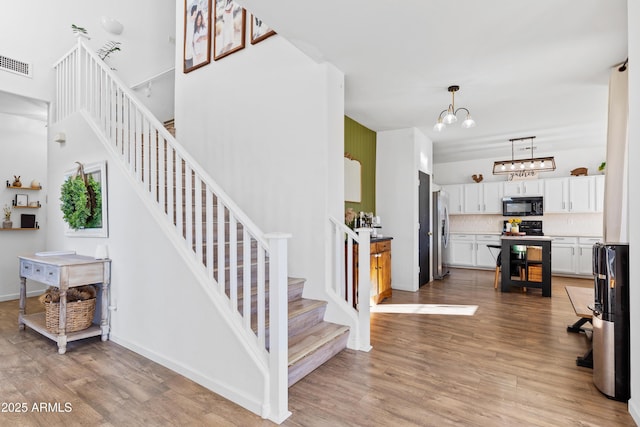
(62, 161, 109, 238)
(214, 0, 246, 60)
(250, 14, 276, 45)
(15, 194, 28, 207)
(183, 0, 212, 73)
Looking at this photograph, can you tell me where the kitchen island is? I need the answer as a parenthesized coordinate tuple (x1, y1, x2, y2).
(501, 235, 552, 297)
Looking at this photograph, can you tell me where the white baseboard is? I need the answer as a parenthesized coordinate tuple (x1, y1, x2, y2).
(109, 334, 266, 418)
(0, 286, 47, 302)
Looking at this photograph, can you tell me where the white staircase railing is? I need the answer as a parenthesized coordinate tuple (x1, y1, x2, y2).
(53, 36, 290, 423)
(329, 217, 371, 351)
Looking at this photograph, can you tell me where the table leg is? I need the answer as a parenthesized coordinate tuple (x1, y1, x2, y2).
(577, 348, 593, 368)
(100, 281, 110, 341)
(18, 276, 26, 330)
(567, 317, 591, 333)
(58, 289, 67, 354)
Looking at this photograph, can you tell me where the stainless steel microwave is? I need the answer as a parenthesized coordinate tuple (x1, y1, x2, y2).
(502, 196, 543, 216)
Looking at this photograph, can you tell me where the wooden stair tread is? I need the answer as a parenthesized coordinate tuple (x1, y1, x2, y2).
(288, 321, 349, 366)
(288, 298, 325, 317)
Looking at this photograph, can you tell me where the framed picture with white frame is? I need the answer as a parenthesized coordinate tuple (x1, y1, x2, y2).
(63, 161, 109, 238)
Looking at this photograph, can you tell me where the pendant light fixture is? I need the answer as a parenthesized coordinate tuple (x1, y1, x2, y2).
(492, 136, 556, 174)
(433, 85, 476, 132)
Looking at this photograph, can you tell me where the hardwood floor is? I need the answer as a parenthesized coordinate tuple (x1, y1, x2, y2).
(0, 269, 635, 426)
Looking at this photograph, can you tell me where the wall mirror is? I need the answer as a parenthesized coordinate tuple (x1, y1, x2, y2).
(344, 154, 361, 203)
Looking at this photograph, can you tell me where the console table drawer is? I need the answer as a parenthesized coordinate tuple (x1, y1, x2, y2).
(21, 260, 60, 285)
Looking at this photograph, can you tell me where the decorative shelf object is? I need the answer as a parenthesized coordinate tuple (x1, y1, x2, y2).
(6, 180, 42, 190)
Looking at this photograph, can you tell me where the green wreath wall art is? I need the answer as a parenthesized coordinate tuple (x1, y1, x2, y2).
(60, 162, 102, 230)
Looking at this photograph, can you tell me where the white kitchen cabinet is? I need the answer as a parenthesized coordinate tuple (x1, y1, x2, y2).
(462, 182, 503, 214)
(551, 239, 577, 274)
(550, 236, 602, 276)
(577, 237, 602, 275)
(544, 176, 604, 213)
(448, 234, 475, 266)
(447, 234, 500, 269)
(475, 235, 501, 268)
(441, 184, 464, 214)
(544, 177, 569, 213)
(504, 180, 544, 196)
(595, 175, 605, 212)
(569, 176, 596, 213)
(482, 182, 504, 214)
(463, 184, 482, 214)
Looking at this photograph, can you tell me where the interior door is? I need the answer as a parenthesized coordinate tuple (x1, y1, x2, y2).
(419, 171, 431, 286)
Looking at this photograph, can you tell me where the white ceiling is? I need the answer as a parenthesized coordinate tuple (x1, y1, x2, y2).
(1, 1, 628, 164)
(240, 0, 628, 162)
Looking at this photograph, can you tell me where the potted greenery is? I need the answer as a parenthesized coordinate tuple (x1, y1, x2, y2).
(3, 204, 12, 228)
(598, 161, 606, 174)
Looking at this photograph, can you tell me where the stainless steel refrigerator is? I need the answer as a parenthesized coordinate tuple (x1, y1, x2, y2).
(592, 243, 630, 401)
(432, 189, 450, 279)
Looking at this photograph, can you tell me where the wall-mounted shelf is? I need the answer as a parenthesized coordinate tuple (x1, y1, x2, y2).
(0, 228, 39, 231)
(6, 184, 42, 190)
(13, 206, 41, 209)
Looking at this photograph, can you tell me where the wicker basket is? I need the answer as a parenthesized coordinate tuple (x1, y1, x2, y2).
(44, 298, 96, 333)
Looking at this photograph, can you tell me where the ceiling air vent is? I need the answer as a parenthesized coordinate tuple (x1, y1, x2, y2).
(0, 54, 33, 78)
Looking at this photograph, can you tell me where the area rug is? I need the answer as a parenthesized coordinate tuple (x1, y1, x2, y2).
(370, 304, 478, 316)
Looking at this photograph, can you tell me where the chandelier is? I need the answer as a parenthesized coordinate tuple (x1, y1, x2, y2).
(492, 136, 556, 175)
(433, 85, 476, 131)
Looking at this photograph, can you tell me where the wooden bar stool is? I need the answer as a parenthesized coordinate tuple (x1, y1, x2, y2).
(487, 244, 502, 289)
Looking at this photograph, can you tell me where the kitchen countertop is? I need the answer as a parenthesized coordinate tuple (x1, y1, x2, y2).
(350, 236, 393, 244)
(501, 235, 553, 241)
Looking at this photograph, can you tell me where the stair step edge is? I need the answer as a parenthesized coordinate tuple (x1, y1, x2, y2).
(288, 322, 350, 366)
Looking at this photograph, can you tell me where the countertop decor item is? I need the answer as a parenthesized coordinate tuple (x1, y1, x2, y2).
(12, 175, 21, 187)
(598, 162, 606, 174)
(3, 204, 12, 228)
(570, 167, 588, 176)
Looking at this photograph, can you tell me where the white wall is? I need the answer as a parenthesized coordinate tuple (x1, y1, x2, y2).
(0, 114, 47, 301)
(0, 0, 174, 106)
(433, 146, 605, 185)
(376, 128, 433, 292)
(46, 113, 268, 417)
(626, 1, 639, 423)
(174, 11, 344, 302)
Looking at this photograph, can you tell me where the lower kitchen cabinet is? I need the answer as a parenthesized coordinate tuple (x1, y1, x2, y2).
(371, 240, 392, 304)
(350, 238, 392, 306)
(550, 236, 602, 276)
(447, 234, 501, 269)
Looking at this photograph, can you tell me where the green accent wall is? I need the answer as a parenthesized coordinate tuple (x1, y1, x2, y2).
(345, 116, 376, 215)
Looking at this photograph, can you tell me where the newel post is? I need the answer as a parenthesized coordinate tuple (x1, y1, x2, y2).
(74, 33, 89, 112)
(356, 228, 372, 351)
(266, 232, 292, 423)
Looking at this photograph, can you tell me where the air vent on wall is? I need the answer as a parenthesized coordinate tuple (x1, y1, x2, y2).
(0, 54, 33, 78)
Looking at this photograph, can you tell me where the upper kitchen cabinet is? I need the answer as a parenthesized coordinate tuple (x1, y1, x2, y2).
(482, 182, 504, 214)
(503, 180, 544, 196)
(544, 175, 604, 213)
(463, 182, 504, 214)
(441, 184, 464, 214)
(544, 177, 570, 213)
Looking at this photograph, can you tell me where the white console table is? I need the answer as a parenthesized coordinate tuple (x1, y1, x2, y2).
(18, 253, 111, 354)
